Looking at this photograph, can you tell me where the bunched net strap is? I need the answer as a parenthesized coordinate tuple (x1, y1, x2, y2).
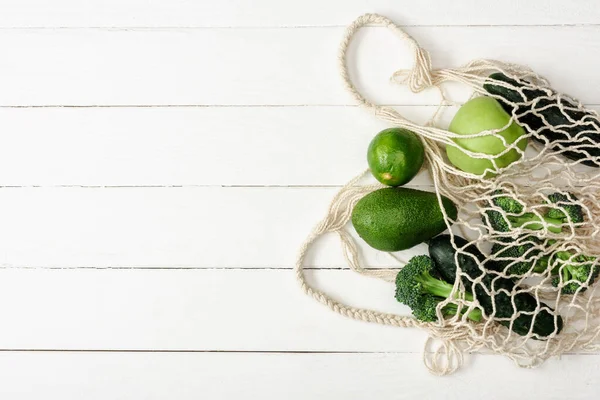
(295, 13, 600, 374)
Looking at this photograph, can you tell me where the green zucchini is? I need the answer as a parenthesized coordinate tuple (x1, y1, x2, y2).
(483, 73, 600, 167)
(428, 234, 563, 338)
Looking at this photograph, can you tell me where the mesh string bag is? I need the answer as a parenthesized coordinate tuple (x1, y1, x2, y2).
(294, 14, 600, 375)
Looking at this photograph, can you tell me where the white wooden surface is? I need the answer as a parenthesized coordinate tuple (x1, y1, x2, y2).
(1, 1, 599, 398)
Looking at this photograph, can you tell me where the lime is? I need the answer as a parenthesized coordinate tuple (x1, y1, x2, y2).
(367, 128, 425, 186)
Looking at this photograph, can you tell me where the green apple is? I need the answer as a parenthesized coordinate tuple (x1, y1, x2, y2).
(447, 96, 527, 176)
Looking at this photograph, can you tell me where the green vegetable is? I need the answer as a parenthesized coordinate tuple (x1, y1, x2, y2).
(428, 234, 563, 338)
(395, 255, 482, 322)
(485, 190, 564, 234)
(351, 187, 457, 251)
(546, 192, 584, 224)
(483, 72, 600, 168)
(483, 191, 597, 293)
(551, 253, 599, 294)
(490, 236, 548, 276)
(491, 237, 544, 275)
(367, 128, 424, 186)
(490, 242, 599, 294)
(446, 96, 528, 176)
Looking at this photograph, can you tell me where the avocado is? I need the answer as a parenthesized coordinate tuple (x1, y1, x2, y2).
(351, 187, 457, 251)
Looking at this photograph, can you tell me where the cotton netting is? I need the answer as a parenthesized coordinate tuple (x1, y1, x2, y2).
(294, 14, 600, 375)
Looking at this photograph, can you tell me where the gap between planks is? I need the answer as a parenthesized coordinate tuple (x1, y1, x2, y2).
(3, 104, 600, 108)
(0, 184, 433, 189)
(0, 349, 407, 354)
(0, 349, 597, 357)
(0, 266, 393, 270)
(1, 24, 600, 30)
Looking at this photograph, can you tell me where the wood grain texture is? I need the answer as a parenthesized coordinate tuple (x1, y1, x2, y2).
(0, 26, 599, 106)
(2, 1, 600, 395)
(0, 106, 421, 186)
(0, 186, 428, 268)
(0, 0, 597, 27)
(0, 351, 598, 400)
(0, 268, 423, 351)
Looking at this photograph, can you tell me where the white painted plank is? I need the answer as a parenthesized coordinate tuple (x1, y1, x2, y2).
(0, 351, 598, 400)
(0, 187, 425, 268)
(0, 0, 597, 27)
(0, 269, 424, 351)
(0, 106, 431, 186)
(0, 26, 599, 106)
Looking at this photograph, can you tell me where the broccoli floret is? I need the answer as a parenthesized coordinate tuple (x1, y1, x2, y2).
(546, 192, 584, 224)
(551, 252, 599, 294)
(492, 191, 525, 214)
(484, 209, 511, 233)
(484, 191, 596, 292)
(485, 190, 564, 234)
(395, 255, 482, 322)
(484, 192, 525, 233)
(491, 237, 548, 276)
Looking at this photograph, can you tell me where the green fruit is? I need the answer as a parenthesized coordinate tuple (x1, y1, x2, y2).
(351, 187, 457, 252)
(447, 96, 527, 176)
(367, 128, 425, 186)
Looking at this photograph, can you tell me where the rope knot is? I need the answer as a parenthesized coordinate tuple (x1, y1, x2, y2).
(391, 46, 436, 93)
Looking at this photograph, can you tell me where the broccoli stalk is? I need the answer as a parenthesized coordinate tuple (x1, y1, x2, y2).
(485, 191, 563, 233)
(486, 191, 584, 235)
(395, 255, 482, 322)
(507, 213, 564, 233)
